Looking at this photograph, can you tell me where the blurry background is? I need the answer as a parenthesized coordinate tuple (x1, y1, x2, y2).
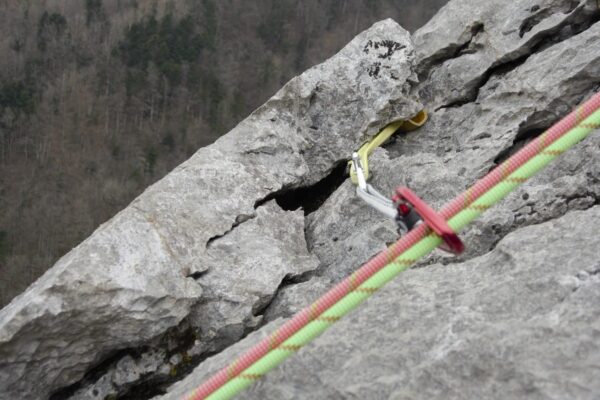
(0, 0, 448, 306)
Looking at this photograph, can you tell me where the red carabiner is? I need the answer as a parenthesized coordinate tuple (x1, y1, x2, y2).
(393, 187, 465, 255)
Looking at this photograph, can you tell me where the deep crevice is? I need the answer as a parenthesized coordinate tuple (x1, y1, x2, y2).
(52, 163, 350, 399)
(454, 22, 485, 57)
(116, 326, 200, 400)
(206, 214, 256, 249)
(491, 127, 546, 167)
(471, 5, 600, 101)
(49, 322, 201, 400)
(254, 268, 321, 324)
(417, 22, 484, 82)
(254, 159, 348, 215)
(49, 348, 146, 400)
(519, 0, 580, 38)
(433, 5, 600, 111)
(434, 52, 534, 111)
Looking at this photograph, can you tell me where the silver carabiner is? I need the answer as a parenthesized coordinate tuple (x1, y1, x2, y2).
(351, 153, 397, 219)
(351, 152, 423, 235)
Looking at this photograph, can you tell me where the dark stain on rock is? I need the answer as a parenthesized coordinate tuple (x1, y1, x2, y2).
(363, 39, 406, 59)
(368, 62, 381, 78)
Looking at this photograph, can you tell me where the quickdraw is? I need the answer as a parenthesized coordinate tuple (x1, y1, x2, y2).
(349, 110, 427, 185)
(184, 92, 600, 400)
(350, 110, 463, 254)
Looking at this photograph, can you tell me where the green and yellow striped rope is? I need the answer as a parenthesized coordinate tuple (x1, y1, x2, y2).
(204, 107, 600, 400)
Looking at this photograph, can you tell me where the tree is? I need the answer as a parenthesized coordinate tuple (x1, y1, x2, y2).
(85, 0, 107, 26)
(37, 11, 67, 51)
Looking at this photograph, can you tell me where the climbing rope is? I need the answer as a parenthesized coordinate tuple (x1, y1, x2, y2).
(184, 92, 600, 400)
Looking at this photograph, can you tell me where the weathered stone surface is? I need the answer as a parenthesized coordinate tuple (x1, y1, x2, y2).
(0, 19, 422, 399)
(186, 200, 319, 355)
(0, 206, 203, 400)
(3, 1, 600, 398)
(263, 277, 333, 321)
(157, 1, 600, 398)
(67, 201, 318, 400)
(304, 5, 600, 284)
(415, 0, 599, 109)
(160, 206, 600, 400)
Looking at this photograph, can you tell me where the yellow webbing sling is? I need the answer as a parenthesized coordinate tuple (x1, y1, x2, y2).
(349, 109, 428, 185)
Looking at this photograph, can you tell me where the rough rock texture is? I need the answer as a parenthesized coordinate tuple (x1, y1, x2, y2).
(415, 0, 600, 110)
(157, 0, 600, 398)
(2, 0, 600, 399)
(0, 19, 422, 400)
(186, 201, 319, 355)
(160, 207, 600, 400)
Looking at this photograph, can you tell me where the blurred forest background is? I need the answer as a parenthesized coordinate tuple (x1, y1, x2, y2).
(0, 0, 448, 306)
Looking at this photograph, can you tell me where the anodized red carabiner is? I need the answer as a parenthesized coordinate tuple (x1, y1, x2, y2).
(393, 187, 465, 255)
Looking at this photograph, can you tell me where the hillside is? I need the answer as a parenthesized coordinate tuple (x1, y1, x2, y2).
(0, 0, 447, 306)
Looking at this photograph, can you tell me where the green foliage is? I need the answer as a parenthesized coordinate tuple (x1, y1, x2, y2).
(294, 34, 308, 71)
(124, 69, 147, 97)
(326, 0, 346, 30)
(85, 0, 106, 26)
(203, 72, 224, 129)
(0, 231, 8, 262)
(257, 1, 289, 51)
(0, 80, 36, 117)
(37, 11, 67, 51)
(187, 64, 203, 90)
(116, 13, 203, 87)
(365, 0, 381, 13)
(230, 90, 246, 120)
(144, 147, 158, 175)
(260, 57, 274, 86)
(10, 38, 23, 53)
(160, 60, 182, 86)
(202, 0, 217, 49)
(110, 142, 121, 159)
(161, 133, 176, 152)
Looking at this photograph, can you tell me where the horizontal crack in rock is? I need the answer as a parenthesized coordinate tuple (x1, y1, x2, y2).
(205, 214, 256, 251)
(49, 320, 201, 400)
(518, 0, 580, 38)
(417, 22, 485, 82)
(254, 159, 348, 215)
(434, 5, 600, 111)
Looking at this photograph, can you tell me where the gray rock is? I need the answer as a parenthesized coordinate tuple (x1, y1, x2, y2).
(305, 9, 600, 283)
(414, 0, 600, 110)
(263, 277, 333, 321)
(3, 1, 600, 398)
(187, 200, 319, 355)
(157, 1, 600, 399)
(150, 319, 287, 400)
(69, 350, 167, 400)
(160, 206, 600, 400)
(0, 19, 422, 399)
(0, 206, 202, 400)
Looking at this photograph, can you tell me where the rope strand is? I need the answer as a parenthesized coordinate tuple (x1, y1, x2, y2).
(185, 91, 600, 400)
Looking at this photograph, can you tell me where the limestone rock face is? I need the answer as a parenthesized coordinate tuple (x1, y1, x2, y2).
(415, 0, 600, 110)
(158, 207, 600, 400)
(0, 205, 203, 400)
(155, 0, 600, 399)
(0, 19, 421, 400)
(2, 1, 600, 399)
